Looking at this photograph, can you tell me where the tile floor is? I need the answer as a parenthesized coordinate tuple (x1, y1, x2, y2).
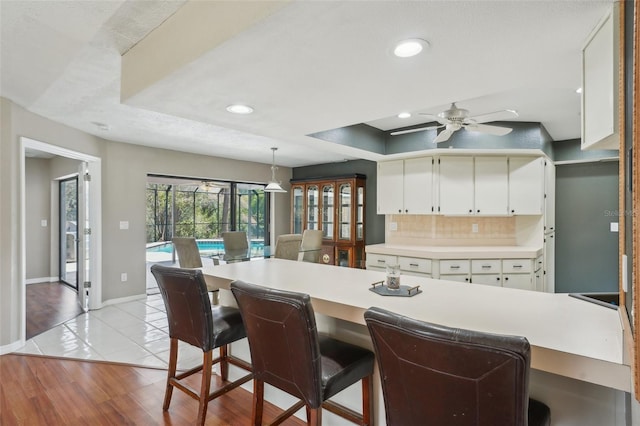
(14, 293, 205, 370)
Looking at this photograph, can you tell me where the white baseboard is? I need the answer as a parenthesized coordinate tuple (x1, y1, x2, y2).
(0, 339, 26, 355)
(98, 293, 146, 309)
(25, 277, 57, 285)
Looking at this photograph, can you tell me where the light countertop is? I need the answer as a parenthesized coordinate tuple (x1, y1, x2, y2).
(202, 258, 629, 393)
(365, 243, 543, 259)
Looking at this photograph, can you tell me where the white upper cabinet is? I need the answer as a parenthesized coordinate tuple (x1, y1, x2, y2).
(403, 157, 434, 214)
(581, 3, 619, 151)
(377, 160, 404, 214)
(474, 157, 509, 215)
(438, 156, 474, 215)
(377, 157, 433, 214)
(508, 157, 544, 215)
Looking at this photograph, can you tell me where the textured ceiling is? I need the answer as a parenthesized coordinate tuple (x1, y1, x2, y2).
(1, 1, 614, 167)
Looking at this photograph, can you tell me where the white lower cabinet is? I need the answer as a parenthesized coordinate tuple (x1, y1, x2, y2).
(502, 259, 534, 291)
(439, 260, 470, 283)
(365, 253, 397, 272)
(398, 256, 432, 278)
(471, 259, 502, 286)
(366, 253, 539, 291)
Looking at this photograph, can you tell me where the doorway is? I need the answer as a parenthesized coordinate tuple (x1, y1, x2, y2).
(59, 176, 78, 289)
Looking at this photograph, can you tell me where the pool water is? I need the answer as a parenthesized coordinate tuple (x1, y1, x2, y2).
(147, 240, 264, 255)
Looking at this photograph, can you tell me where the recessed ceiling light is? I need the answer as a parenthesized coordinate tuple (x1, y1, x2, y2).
(226, 104, 254, 114)
(393, 39, 428, 58)
(398, 112, 411, 119)
(576, 87, 583, 94)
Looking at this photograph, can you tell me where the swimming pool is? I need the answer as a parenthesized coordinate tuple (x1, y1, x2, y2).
(147, 240, 265, 255)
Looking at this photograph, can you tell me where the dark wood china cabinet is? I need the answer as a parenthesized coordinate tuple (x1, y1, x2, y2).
(291, 174, 366, 268)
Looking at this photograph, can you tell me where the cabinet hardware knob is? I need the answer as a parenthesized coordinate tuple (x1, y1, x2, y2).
(477, 209, 480, 213)
(505, 277, 509, 280)
(497, 277, 500, 281)
(469, 209, 473, 213)
(511, 209, 515, 213)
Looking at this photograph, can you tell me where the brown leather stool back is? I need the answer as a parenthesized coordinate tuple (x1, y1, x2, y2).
(150, 265, 253, 425)
(364, 307, 550, 426)
(231, 279, 374, 425)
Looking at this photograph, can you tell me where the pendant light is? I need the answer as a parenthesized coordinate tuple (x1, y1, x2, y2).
(264, 147, 286, 193)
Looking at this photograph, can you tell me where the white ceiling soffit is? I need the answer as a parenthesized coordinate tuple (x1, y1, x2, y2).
(1, 1, 613, 167)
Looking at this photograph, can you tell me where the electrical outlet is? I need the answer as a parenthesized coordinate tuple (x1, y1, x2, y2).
(121, 273, 128, 282)
(389, 222, 398, 231)
(472, 223, 479, 233)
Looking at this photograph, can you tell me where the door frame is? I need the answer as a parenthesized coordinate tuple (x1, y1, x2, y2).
(20, 137, 102, 321)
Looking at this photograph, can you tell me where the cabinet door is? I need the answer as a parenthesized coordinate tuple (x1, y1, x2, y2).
(439, 157, 474, 215)
(291, 185, 304, 233)
(337, 182, 352, 241)
(474, 157, 508, 215)
(503, 273, 533, 291)
(404, 157, 433, 214)
(471, 274, 502, 287)
(377, 161, 404, 214)
(321, 184, 335, 240)
(508, 157, 544, 215)
(306, 185, 320, 230)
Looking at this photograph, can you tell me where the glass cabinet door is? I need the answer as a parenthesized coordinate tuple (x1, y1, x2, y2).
(322, 184, 334, 239)
(306, 185, 319, 230)
(356, 186, 364, 241)
(338, 183, 351, 241)
(292, 185, 304, 234)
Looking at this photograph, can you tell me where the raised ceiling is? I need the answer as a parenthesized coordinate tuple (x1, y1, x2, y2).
(1, 1, 614, 167)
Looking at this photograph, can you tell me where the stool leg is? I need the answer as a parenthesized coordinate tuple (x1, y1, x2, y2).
(220, 344, 229, 381)
(252, 379, 264, 426)
(163, 338, 178, 410)
(308, 407, 322, 425)
(197, 350, 213, 426)
(362, 374, 373, 426)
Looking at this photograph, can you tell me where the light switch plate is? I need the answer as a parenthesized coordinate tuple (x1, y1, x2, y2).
(389, 222, 398, 231)
(610, 222, 619, 232)
(472, 223, 479, 233)
(41, 219, 47, 227)
(119, 221, 129, 230)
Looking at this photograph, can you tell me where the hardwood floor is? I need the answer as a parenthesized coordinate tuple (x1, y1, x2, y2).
(0, 354, 307, 425)
(26, 282, 84, 339)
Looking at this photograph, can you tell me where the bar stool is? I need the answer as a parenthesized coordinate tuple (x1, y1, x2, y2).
(364, 306, 551, 426)
(150, 265, 253, 425)
(230, 279, 375, 425)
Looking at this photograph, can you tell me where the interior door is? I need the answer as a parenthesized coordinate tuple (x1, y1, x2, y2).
(59, 177, 78, 288)
(76, 162, 91, 311)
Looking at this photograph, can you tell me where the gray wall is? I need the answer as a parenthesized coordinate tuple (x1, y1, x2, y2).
(291, 159, 385, 245)
(25, 158, 51, 280)
(1, 97, 291, 348)
(554, 161, 619, 293)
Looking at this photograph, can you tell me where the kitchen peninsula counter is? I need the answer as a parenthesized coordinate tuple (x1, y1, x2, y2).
(203, 258, 629, 425)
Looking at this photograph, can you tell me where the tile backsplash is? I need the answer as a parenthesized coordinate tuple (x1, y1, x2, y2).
(385, 215, 517, 246)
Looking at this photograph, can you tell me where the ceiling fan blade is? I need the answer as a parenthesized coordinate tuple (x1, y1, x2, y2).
(433, 128, 454, 143)
(467, 109, 518, 124)
(390, 124, 442, 136)
(464, 123, 513, 136)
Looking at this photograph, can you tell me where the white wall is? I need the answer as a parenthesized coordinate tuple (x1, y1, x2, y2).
(0, 98, 291, 349)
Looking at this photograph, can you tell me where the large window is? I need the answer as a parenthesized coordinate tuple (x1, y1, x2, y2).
(146, 176, 269, 256)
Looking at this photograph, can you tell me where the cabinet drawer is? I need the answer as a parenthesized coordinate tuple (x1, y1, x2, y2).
(535, 255, 543, 272)
(399, 256, 432, 274)
(502, 259, 532, 273)
(366, 253, 397, 269)
(471, 259, 501, 274)
(439, 260, 470, 274)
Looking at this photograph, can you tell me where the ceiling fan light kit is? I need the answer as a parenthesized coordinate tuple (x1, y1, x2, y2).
(390, 102, 519, 143)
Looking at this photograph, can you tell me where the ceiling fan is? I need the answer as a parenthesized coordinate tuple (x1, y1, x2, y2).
(390, 103, 519, 143)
